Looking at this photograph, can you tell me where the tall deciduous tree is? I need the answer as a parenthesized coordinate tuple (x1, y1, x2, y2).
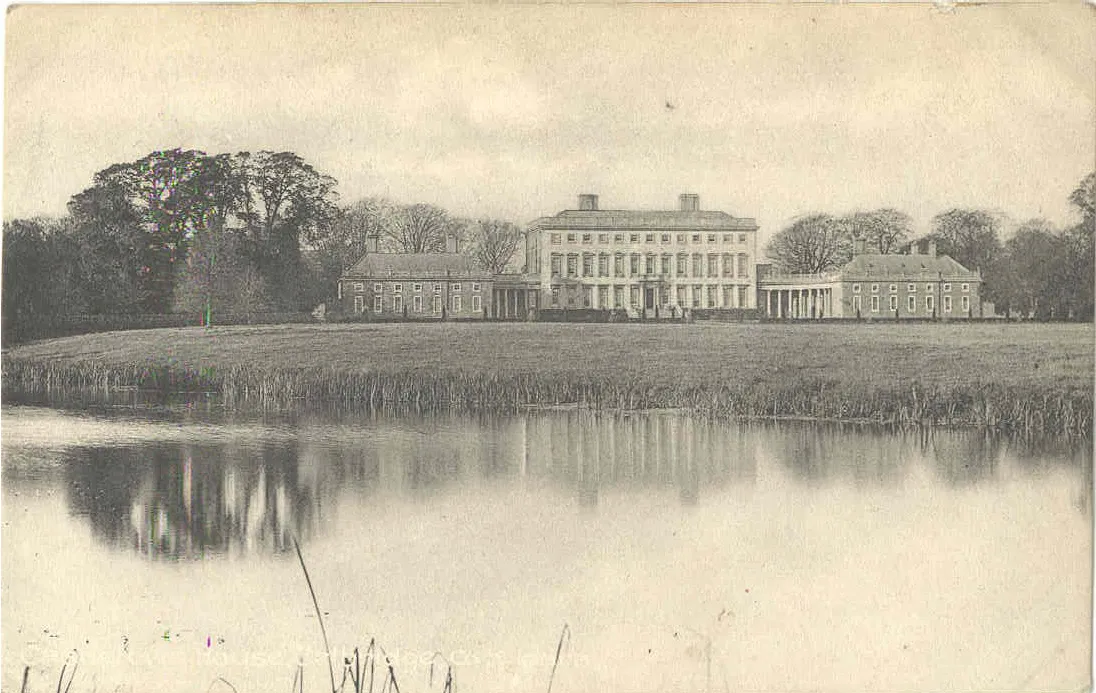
(928, 208, 1006, 306)
(1064, 171, 1095, 319)
(386, 203, 457, 253)
(842, 209, 912, 254)
(466, 218, 523, 274)
(998, 219, 1066, 319)
(766, 214, 853, 274)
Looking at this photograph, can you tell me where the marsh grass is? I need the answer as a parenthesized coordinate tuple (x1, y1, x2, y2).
(3, 323, 1092, 436)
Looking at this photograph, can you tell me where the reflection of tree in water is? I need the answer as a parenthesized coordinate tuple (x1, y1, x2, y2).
(1002, 434, 1093, 516)
(926, 430, 1002, 486)
(65, 441, 317, 559)
(522, 412, 758, 507)
(770, 424, 910, 486)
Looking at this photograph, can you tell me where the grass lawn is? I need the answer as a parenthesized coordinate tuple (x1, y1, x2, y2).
(4, 321, 1093, 433)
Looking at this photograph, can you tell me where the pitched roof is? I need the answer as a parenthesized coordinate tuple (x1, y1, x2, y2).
(529, 209, 758, 231)
(342, 252, 491, 279)
(841, 253, 980, 280)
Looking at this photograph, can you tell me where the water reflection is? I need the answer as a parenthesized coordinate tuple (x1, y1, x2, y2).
(6, 408, 1085, 559)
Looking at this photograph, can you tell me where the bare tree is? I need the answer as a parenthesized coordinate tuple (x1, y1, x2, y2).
(842, 208, 912, 254)
(766, 214, 853, 274)
(386, 203, 456, 253)
(466, 218, 523, 273)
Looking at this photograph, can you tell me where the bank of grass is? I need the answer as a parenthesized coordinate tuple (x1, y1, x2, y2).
(3, 322, 1092, 436)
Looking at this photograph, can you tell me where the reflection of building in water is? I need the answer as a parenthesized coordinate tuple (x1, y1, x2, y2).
(521, 412, 758, 506)
(66, 442, 317, 559)
(766, 423, 914, 486)
(925, 431, 1002, 486)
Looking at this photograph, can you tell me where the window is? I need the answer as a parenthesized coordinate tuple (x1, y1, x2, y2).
(630, 254, 641, 275)
(853, 283, 861, 293)
(567, 255, 578, 277)
(692, 253, 704, 277)
(889, 295, 898, 312)
(737, 253, 749, 278)
(614, 254, 625, 277)
(677, 234, 686, 244)
(433, 295, 443, 313)
(598, 233, 608, 244)
(692, 234, 701, 243)
(962, 295, 970, 312)
(926, 295, 935, 314)
(393, 295, 404, 313)
(614, 285, 625, 308)
(550, 233, 561, 245)
(926, 283, 935, 293)
(738, 233, 747, 243)
(944, 295, 952, 313)
(452, 283, 462, 292)
(707, 286, 718, 307)
(723, 285, 734, 307)
(471, 295, 482, 312)
(598, 254, 610, 277)
(550, 254, 562, 276)
(472, 283, 481, 292)
(737, 286, 748, 308)
(907, 295, 916, 312)
(452, 295, 462, 312)
(354, 295, 365, 313)
(661, 234, 671, 243)
(962, 283, 970, 292)
(645, 233, 655, 243)
(908, 283, 916, 292)
(597, 286, 609, 308)
(645, 254, 656, 275)
(943, 283, 952, 292)
(582, 254, 594, 277)
(677, 254, 688, 276)
(413, 283, 422, 293)
(708, 254, 719, 277)
(852, 295, 861, 313)
(614, 233, 624, 243)
(871, 283, 879, 293)
(630, 285, 641, 307)
(723, 253, 734, 277)
(374, 296, 383, 313)
(353, 282, 365, 292)
(661, 254, 672, 275)
(693, 285, 702, 308)
(582, 233, 592, 244)
(413, 295, 423, 312)
(708, 234, 717, 243)
(374, 283, 383, 293)
(723, 234, 732, 243)
(566, 233, 576, 243)
(551, 289, 560, 307)
(393, 283, 403, 294)
(889, 284, 897, 293)
(871, 295, 880, 312)
(630, 234, 640, 243)
(434, 283, 442, 293)
(676, 286, 687, 306)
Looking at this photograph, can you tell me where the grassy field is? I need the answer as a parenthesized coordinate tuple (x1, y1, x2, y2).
(3, 322, 1093, 435)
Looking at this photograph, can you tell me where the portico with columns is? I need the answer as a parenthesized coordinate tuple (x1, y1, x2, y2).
(758, 275, 841, 319)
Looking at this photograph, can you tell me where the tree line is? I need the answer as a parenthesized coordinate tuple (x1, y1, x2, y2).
(765, 173, 1095, 320)
(2, 149, 524, 334)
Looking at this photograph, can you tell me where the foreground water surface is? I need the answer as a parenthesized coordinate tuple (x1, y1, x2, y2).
(2, 404, 1091, 693)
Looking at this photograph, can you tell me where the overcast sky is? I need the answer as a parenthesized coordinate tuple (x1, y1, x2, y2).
(4, 4, 1094, 244)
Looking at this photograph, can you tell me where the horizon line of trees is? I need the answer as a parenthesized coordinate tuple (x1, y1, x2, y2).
(766, 173, 1094, 320)
(2, 148, 524, 336)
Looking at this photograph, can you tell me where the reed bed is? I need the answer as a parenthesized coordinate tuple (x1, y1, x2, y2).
(4, 355, 1091, 437)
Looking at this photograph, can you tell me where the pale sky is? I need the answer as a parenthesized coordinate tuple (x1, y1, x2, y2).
(4, 3, 1094, 245)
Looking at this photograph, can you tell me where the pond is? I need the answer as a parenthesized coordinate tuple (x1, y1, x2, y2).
(2, 403, 1090, 693)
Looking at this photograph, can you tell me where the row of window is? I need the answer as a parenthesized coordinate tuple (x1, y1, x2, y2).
(354, 294, 482, 314)
(549, 231, 750, 246)
(852, 282, 970, 294)
(551, 284, 751, 309)
(550, 252, 750, 279)
(852, 294, 969, 314)
(351, 282, 481, 294)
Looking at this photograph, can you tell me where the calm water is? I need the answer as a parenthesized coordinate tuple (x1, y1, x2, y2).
(2, 404, 1091, 693)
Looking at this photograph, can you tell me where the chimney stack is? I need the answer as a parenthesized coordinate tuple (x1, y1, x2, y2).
(578, 194, 599, 211)
(927, 239, 937, 257)
(446, 234, 460, 254)
(909, 240, 920, 256)
(367, 234, 380, 254)
(853, 237, 866, 256)
(679, 194, 700, 212)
